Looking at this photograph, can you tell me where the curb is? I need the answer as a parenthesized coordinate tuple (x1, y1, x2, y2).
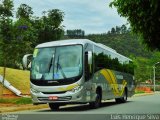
(0, 104, 48, 113)
(133, 92, 155, 97)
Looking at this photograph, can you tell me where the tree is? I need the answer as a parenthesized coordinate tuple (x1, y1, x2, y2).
(1, 3, 37, 69)
(0, 0, 14, 97)
(115, 26, 120, 34)
(0, 2, 65, 69)
(66, 29, 85, 38)
(16, 4, 33, 19)
(107, 30, 111, 35)
(111, 27, 116, 34)
(34, 9, 64, 44)
(110, 0, 160, 50)
(121, 24, 127, 34)
(13, 18, 37, 67)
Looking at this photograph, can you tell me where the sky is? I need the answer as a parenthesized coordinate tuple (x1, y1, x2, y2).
(13, 0, 127, 34)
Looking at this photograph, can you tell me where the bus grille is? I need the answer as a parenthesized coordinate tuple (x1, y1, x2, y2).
(37, 96, 72, 101)
(41, 91, 66, 94)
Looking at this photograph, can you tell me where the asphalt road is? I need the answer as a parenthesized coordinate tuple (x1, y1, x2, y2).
(1, 93, 160, 120)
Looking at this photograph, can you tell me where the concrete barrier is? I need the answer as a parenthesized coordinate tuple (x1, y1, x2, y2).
(0, 75, 21, 96)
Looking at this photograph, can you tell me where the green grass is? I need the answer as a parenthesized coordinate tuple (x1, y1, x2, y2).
(135, 91, 145, 94)
(0, 97, 32, 104)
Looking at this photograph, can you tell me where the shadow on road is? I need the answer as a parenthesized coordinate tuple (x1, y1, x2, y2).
(39, 101, 132, 112)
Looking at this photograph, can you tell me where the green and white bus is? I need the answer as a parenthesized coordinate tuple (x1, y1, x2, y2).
(23, 39, 135, 110)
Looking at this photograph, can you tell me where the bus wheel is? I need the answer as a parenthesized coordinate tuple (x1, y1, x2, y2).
(89, 91, 101, 108)
(49, 103, 60, 111)
(115, 89, 128, 103)
(122, 89, 128, 103)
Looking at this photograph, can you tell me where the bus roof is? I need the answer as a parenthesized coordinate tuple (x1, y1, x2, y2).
(36, 39, 93, 48)
(36, 39, 132, 61)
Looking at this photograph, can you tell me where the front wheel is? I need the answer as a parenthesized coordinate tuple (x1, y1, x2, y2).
(89, 91, 101, 108)
(49, 103, 60, 111)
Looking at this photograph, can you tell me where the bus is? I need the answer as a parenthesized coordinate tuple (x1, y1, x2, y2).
(22, 39, 135, 110)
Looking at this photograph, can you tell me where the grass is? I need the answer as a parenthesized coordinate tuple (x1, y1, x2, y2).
(135, 90, 145, 94)
(0, 67, 30, 94)
(0, 97, 32, 104)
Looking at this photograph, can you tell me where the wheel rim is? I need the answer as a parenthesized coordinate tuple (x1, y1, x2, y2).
(95, 94, 101, 107)
(123, 91, 127, 101)
(125, 91, 127, 100)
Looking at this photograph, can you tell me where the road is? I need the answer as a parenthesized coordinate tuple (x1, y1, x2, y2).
(1, 93, 160, 120)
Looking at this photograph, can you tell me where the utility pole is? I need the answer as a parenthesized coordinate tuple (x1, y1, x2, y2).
(153, 62, 160, 92)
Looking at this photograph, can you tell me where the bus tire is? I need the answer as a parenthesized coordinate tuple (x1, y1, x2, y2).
(122, 89, 128, 103)
(89, 89, 102, 108)
(49, 103, 60, 111)
(115, 89, 128, 103)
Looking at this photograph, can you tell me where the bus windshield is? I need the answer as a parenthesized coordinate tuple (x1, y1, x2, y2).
(31, 45, 83, 81)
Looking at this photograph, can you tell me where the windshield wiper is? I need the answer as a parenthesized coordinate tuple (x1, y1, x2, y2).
(56, 55, 67, 79)
(48, 57, 53, 72)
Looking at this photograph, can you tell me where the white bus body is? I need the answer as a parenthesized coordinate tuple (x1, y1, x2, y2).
(23, 39, 135, 110)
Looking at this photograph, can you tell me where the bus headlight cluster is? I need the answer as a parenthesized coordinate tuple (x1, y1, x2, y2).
(70, 85, 83, 93)
(31, 88, 40, 93)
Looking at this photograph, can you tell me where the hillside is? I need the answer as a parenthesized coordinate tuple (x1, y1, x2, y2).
(0, 67, 30, 95)
(87, 33, 152, 58)
(86, 32, 160, 83)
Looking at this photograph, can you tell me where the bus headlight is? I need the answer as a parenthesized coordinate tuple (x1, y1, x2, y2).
(31, 88, 40, 93)
(70, 85, 83, 93)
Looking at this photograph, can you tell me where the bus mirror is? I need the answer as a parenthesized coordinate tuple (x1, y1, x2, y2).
(22, 54, 33, 70)
(88, 51, 92, 65)
(85, 51, 93, 81)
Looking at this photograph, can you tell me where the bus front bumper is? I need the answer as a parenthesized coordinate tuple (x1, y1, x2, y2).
(30, 87, 87, 104)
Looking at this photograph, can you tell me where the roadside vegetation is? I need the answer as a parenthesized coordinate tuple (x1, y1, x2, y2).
(0, 0, 160, 101)
(0, 97, 32, 104)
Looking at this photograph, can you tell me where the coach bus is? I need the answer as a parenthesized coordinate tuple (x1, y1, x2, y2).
(22, 39, 135, 110)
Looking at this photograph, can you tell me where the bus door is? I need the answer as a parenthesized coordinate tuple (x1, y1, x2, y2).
(84, 43, 94, 101)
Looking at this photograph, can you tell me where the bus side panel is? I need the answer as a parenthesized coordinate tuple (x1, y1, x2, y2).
(91, 69, 135, 101)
